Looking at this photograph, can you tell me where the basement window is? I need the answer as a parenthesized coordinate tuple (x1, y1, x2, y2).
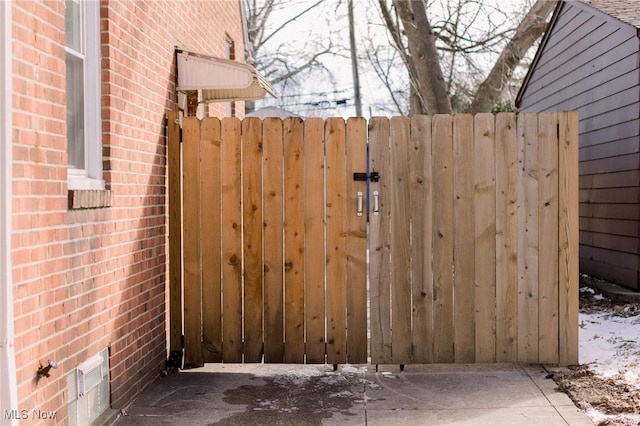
(67, 348, 110, 426)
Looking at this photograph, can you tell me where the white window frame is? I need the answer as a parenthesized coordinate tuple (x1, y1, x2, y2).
(66, 0, 104, 190)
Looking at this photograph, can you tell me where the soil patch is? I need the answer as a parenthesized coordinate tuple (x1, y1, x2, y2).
(548, 276, 640, 426)
(552, 365, 640, 417)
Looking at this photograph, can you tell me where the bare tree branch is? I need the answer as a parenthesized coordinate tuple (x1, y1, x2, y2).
(392, 0, 452, 114)
(377, 0, 407, 61)
(269, 44, 334, 85)
(242, 0, 339, 112)
(470, 0, 557, 112)
(366, 46, 407, 115)
(259, 0, 324, 48)
(373, 0, 555, 114)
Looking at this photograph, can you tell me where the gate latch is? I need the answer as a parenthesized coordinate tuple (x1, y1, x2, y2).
(353, 171, 380, 182)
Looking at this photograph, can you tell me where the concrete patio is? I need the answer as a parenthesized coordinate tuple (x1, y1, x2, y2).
(115, 363, 592, 425)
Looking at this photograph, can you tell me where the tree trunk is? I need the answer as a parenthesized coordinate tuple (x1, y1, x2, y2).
(470, 0, 557, 113)
(393, 0, 452, 115)
(348, 0, 362, 116)
(409, 85, 421, 116)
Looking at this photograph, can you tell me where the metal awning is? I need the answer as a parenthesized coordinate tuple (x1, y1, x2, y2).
(176, 50, 276, 102)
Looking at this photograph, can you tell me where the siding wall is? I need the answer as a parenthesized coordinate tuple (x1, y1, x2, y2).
(518, 2, 640, 290)
(11, 0, 245, 422)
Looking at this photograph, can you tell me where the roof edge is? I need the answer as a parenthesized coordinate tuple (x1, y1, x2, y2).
(175, 49, 276, 101)
(515, 0, 565, 108)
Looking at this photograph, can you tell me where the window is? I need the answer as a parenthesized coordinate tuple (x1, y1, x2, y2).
(65, 0, 104, 190)
(67, 349, 110, 425)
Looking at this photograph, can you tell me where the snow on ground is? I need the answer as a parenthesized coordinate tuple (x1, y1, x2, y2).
(578, 286, 640, 425)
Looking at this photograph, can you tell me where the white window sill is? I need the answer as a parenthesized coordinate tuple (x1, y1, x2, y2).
(68, 175, 105, 191)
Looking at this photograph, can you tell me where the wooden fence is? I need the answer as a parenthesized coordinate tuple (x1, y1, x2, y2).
(168, 111, 579, 367)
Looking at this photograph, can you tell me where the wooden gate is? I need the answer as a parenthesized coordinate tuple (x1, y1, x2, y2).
(168, 111, 579, 368)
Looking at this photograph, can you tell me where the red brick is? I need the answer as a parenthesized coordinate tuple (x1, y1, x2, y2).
(11, 0, 246, 417)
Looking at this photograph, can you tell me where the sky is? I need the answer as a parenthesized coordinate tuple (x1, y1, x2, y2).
(251, 0, 537, 118)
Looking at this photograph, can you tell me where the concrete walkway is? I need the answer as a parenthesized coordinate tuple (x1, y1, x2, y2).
(115, 363, 592, 425)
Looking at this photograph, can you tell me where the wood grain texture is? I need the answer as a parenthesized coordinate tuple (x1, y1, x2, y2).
(452, 113, 475, 363)
(345, 117, 368, 364)
(303, 118, 326, 363)
(171, 113, 578, 366)
(473, 113, 496, 363)
(537, 112, 559, 364)
(167, 111, 183, 354)
(284, 117, 305, 363)
(390, 116, 413, 364)
(325, 118, 348, 365)
(201, 117, 223, 362)
(242, 117, 264, 363)
(559, 111, 580, 366)
(368, 117, 392, 364)
(495, 113, 518, 362)
(517, 113, 539, 363)
(221, 117, 243, 363)
(263, 118, 285, 362)
(410, 115, 433, 364)
(182, 116, 203, 367)
(432, 114, 454, 363)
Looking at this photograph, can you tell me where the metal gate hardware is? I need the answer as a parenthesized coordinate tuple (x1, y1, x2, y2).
(357, 192, 363, 216)
(373, 191, 379, 215)
(352, 171, 380, 182)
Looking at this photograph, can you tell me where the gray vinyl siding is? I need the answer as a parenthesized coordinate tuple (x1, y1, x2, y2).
(518, 1, 640, 290)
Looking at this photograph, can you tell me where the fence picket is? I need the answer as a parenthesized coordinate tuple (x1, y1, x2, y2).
(242, 117, 264, 363)
(495, 113, 518, 362)
(221, 117, 243, 363)
(390, 116, 413, 364)
(201, 117, 222, 363)
(369, 117, 392, 365)
(538, 112, 559, 364)
(182, 117, 203, 367)
(263, 118, 285, 362)
(303, 118, 326, 363)
(474, 113, 497, 363)
(284, 117, 306, 363)
(432, 114, 455, 363)
(517, 112, 540, 363)
(346, 117, 368, 364)
(168, 111, 182, 356)
(411, 115, 433, 364)
(453, 114, 475, 363)
(325, 118, 348, 365)
(558, 111, 579, 366)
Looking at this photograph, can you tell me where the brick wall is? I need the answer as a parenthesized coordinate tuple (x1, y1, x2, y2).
(11, 0, 246, 422)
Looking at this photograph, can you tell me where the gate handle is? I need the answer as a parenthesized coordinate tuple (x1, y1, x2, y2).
(357, 191, 363, 216)
(373, 191, 379, 215)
